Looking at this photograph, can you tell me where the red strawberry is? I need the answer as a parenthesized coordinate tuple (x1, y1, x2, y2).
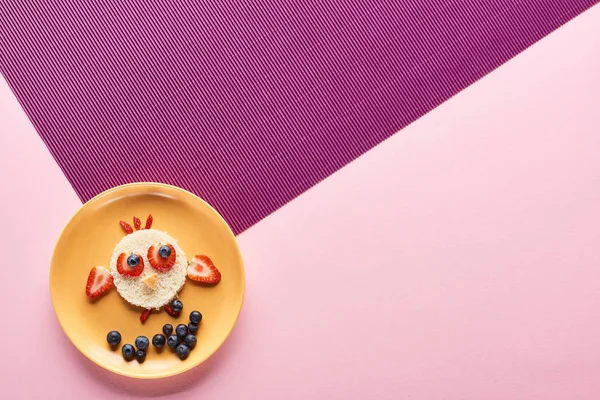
(116, 253, 145, 276)
(140, 308, 151, 324)
(187, 255, 221, 284)
(120, 220, 134, 234)
(164, 304, 180, 317)
(148, 244, 176, 272)
(85, 266, 114, 298)
(144, 214, 153, 229)
(133, 216, 141, 231)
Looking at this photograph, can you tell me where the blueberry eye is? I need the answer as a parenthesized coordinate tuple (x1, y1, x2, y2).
(158, 245, 171, 259)
(127, 254, 140, 267)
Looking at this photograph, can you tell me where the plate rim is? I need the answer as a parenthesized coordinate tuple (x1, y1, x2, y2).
(49, 182, 246, 379)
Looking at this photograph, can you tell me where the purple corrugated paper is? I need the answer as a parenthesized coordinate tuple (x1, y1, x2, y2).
(1, 1, 597, 233)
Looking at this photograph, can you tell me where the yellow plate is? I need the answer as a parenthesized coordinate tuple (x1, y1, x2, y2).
(50, 183, 245, 379)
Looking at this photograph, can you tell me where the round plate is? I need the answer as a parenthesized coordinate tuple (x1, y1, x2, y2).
(50, 183, 245, 379)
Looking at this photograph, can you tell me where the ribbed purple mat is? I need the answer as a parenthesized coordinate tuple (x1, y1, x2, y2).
(2, 1, 597, 233)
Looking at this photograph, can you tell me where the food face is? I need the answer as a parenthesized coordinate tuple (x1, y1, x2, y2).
(85, 214, 222, 324)
(111, 229, 187, 310)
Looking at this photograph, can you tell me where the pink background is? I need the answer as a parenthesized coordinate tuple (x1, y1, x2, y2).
(1, 5, 599, 399)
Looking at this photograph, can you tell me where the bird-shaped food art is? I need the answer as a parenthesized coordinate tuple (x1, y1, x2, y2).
(84, 215, 221, 323)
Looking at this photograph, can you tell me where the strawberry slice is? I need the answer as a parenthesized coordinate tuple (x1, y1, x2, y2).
(164, 304, 180, 317)
(144, 214, 153, 229)
(120, 220, 134, 234)
(148, 244, 176, 272)
(133, 216, 141, 231)
(140, 309, 151, 324)
(85, 266, 114, 298)
(187, 255, 221, 284)
(116, 253, 145, 277)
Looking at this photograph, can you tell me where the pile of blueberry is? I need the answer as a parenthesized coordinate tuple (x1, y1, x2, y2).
(106, 302, 203, 362)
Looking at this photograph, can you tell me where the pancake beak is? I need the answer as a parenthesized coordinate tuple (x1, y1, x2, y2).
(142, 274, 158, 290)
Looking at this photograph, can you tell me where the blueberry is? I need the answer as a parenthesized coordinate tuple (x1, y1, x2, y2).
(122, 344, 135, 361)
(135, 336, 149, 350)
(158, 245, 171, 259)
(171, 299, 183, 313)
(106, 331, 121, 346)
(184, 334, 197, 349)
(189, 311, 202, 324)
(152, 334, 166, 348)
(188, 323, 199, 334)
(135, 349, 146, 363)
(162, 324, 173, 336)
(176, 324, 188, 338)
(176, 344, 190, 360)
(127, 254, 140, 267)
(167, 335, 179, 349)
